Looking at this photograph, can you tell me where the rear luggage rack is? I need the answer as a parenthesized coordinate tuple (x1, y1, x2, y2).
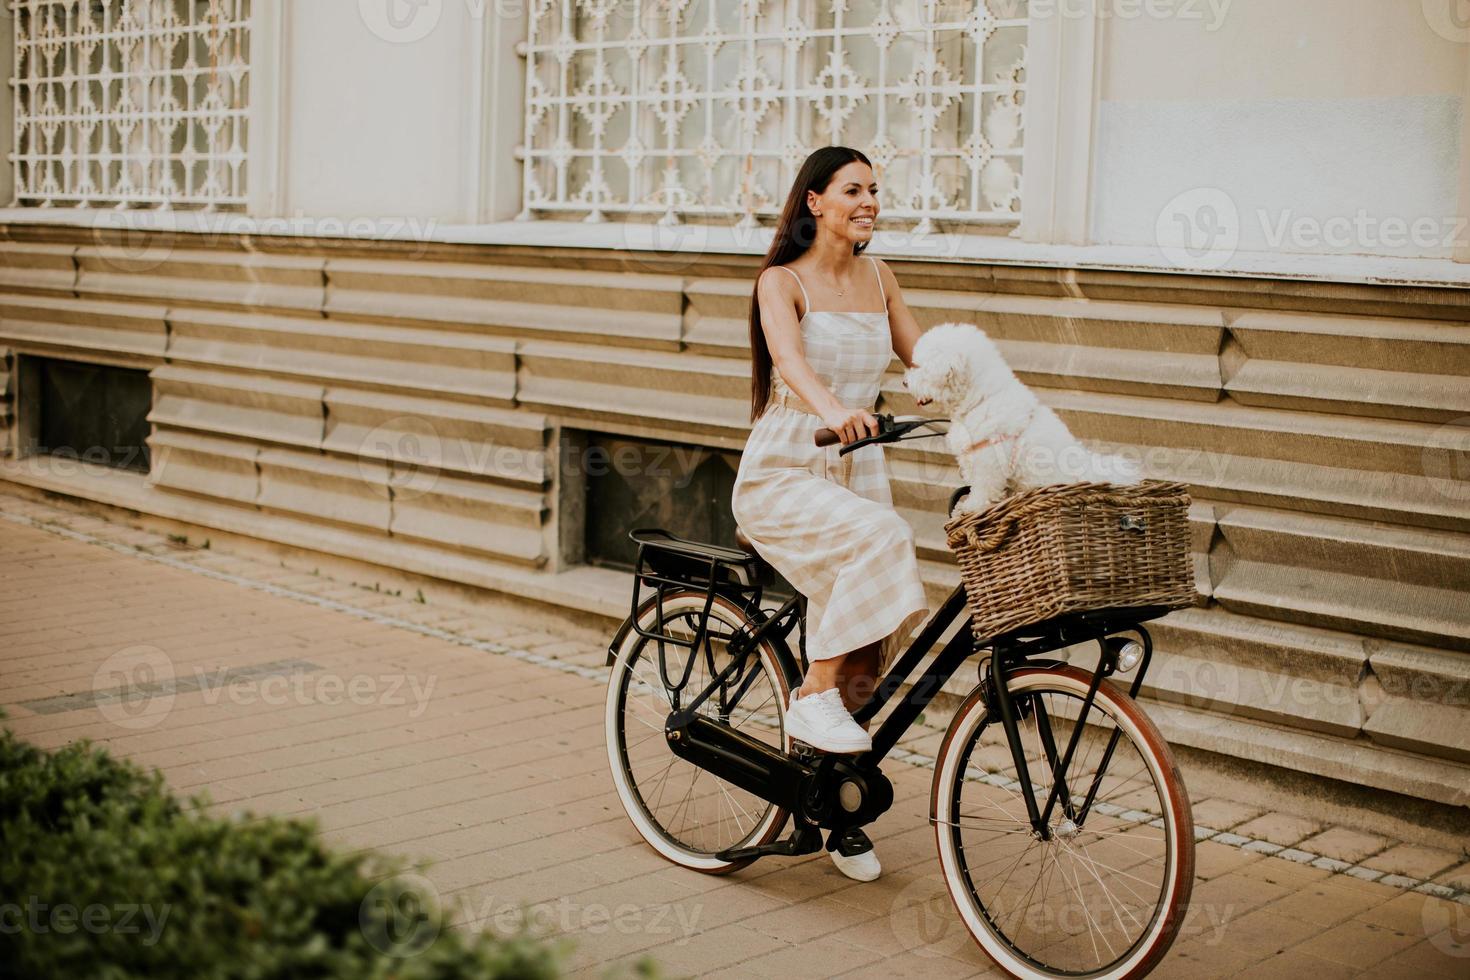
(630, 529, 763, 587)
(626, 529, 765, 657)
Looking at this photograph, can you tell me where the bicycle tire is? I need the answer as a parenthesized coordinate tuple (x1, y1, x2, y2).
(605, 590, 794, 874)
(931, 666, 1195, 979)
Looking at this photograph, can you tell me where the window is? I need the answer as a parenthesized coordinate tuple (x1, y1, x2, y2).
(517, 0, 1028, 232)
(583, 432, 743, 569)
(13, 0, 252, 209)
(23, 357, 152, 474)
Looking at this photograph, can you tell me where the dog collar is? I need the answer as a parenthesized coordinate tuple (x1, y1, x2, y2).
(963, 406, 1036, 456)
(965, 432, 1021, 454)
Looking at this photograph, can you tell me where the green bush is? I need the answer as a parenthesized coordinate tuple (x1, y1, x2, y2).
(0, 728, 568, 979)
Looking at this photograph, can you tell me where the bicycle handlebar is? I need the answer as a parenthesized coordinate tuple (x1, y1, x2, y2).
(814, 413, 942, 456)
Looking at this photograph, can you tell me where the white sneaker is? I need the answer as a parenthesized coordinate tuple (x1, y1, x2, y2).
(830, 827, 882, 882)
(785, 686, 872, 754)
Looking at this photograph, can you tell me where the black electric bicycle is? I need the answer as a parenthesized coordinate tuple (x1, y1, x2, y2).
(603, 415, 1194, 980)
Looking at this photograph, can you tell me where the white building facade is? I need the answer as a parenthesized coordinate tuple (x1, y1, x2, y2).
(10, 1, 1468, 265)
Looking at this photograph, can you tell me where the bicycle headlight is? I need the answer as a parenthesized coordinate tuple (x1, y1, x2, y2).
(1116, 640, 1144, 673)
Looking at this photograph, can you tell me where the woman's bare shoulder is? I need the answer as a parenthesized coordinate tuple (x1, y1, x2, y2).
(869, 254, 898, 284)
(757, 265, 800, 298)
(761, 261, 804, 279)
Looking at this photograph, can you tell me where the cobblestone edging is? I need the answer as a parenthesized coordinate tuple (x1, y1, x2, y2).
(2, 501, 1467, 911)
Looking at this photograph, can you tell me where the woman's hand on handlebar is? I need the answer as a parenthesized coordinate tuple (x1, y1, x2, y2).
(820, 406, 880, 446)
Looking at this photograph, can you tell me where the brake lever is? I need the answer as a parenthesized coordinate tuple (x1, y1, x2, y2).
(891, 418, 948, 442)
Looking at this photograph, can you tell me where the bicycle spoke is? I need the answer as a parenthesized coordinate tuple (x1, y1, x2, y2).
(668, 764, 703, 837)
(961, 792, 1032, 824)
(645, 753, 681, 816)
(1068, 838, 1153, 912)
(1053, 847, 1161, 890)
(623, 698, 667, 733)
(612, 602, 786, 863)
(985, 834, 1043, 908)
(1061, 837, 1147, 935)
(1003, 843, 1055, 937)
(716, 778, 755, 834)
(945, 816, 1035, 832)
(1075, 827, 1166, 859)
(941, 675, 1186, 978)
(1058, 845, 1113, 962)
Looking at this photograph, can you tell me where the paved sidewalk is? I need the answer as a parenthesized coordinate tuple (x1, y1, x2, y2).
(1, 488, 1467, 979)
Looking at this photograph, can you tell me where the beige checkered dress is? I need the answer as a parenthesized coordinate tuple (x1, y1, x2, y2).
(731, 257, 930, 673)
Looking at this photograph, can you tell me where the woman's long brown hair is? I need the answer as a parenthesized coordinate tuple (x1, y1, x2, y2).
(748, 146, 872, 422)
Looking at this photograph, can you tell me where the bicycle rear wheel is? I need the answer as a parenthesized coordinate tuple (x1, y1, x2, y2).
(605, 590, 793, 873)
(931, 666, 1194, 980)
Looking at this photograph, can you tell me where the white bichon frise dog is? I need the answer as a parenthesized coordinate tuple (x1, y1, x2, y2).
(904, 322, 1140, 515)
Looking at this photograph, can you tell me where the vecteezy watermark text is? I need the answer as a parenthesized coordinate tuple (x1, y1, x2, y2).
(80, 647, 437, 732)
(463, 894, 704, 943)
(360, 874, 704, 959)
(0, 898, 170, 947)
(1157, 187, 1470, 269)
(1000, 0, 1231, 30)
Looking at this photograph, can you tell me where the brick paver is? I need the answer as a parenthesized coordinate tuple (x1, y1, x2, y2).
(1231, 811, 1328, 849)
(2, 489, 1468, 979)
(1361, 844, 1464, 882)
(1301, 827, 1395, 866)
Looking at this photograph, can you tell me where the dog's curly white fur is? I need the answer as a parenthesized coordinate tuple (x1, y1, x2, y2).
(904, 322, 1140, 515)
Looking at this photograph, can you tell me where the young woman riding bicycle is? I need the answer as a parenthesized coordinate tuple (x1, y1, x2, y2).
(730, 145, 930, 882)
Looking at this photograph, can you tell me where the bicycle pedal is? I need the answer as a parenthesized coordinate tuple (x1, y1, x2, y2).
(787, 739, 820, 760)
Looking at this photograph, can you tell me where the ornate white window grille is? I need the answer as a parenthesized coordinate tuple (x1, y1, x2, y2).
(517, 0, 1027, 233)
(12, 0, 252, 209)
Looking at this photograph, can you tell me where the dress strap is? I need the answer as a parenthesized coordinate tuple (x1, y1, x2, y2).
(777, 265, 811, 319)
(868, 255, 887, 310)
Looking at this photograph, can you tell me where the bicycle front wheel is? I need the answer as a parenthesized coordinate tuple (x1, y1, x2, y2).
(931, 666, 1194, 980)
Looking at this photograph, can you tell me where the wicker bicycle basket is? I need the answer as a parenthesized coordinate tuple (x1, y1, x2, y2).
(943, 480, 1196, 642)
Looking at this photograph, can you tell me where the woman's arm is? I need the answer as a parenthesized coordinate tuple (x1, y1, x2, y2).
(756, 268, 879, 442)
(874, 257, 922, 368)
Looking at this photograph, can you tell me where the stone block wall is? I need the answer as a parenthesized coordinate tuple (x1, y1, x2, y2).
(0, 224, 1465, 813)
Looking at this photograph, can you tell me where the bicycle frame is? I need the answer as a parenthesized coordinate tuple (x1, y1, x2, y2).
(646, 560, 1169, 844)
